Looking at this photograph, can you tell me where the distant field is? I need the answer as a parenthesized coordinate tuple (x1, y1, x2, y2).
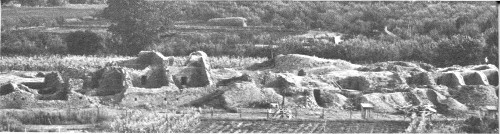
(1, 5, 104, 20)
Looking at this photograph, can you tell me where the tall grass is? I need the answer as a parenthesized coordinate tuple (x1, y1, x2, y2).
(0, 107, 115, 125)
(0, 55, 267, 72)
(0, 55, 132, 72)
(100, 109, 200, 133)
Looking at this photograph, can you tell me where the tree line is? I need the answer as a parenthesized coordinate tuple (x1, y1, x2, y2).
(1, 0, 497, 67)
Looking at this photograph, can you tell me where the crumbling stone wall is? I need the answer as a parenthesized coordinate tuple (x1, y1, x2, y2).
(120, 85, 180, 107)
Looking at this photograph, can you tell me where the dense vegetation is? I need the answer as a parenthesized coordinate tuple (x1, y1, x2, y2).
(1, 0, 497, 67)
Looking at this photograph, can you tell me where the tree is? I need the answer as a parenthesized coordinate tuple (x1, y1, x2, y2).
(101, 0, 179, 55)
(65, 30, 102, 55)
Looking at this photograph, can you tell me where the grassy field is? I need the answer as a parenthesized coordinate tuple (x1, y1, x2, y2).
(0, 55, 267, 72)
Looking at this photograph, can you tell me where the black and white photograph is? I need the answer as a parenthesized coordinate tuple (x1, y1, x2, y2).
(0, 0, 498, 133)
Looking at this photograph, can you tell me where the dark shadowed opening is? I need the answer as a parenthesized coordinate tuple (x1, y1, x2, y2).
(141, 75, 147, 85)
(181, 77, 188, 85)
(0, 84, 15, 95)
(314, 89, 325, 107)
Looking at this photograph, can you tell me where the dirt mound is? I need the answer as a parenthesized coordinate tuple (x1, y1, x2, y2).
(0, 83, 18, 95)
(411, 88, 468, 114)
(462, 71, 490, 85)
(216, 74, 252, 87)
(360, 92, 413, 113)
(221, 82, 266, 110)
(480, 69, 498, 86)
(142, 66, 171, 88)
(467, 64, 498, 70)
(436, 72, 465, 88)
(337, 76, 371, 91)
(273, 54, 359, 72)
(295, 90, 321, 108)
(315, 90, 348, 109)
(358, 61, 433, 72)
(136, 51, 167, 67)
(454, 85, 498, 108)
(408, 72, 436, 86)
(211, 68, 243, 81)
(323, 70, 403, 92)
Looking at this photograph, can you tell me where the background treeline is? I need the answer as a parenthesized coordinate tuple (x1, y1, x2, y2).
(1, 0, 106, 6)
(1, 1, 498, 67)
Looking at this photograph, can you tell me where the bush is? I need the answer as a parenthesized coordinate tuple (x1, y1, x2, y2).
(65, 30, 103, 55)
(461, 116, 499, 133)
(0, 115, 24, 132)
(436, 35, 486, 67)
(1, 31, 66, 55)
(18, 0, 46, 6)
(47, 0, 67, 6)
(68, 0, 88, 4)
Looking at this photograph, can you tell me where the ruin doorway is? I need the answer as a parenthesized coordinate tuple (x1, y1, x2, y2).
(181, 77, 188, 86)
(141, 76, 147, 86)
(313, 89, 325, 107)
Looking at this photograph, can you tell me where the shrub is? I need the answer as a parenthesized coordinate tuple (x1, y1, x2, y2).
(0, 115, 24, 132)
(460, 116, 499, 133)
(68, 0, 88, 4)
(65, 30, 104, 55)
(436, 35, 485, 67)
(18, 0, 46, 6)
(47, 0, 67, 6)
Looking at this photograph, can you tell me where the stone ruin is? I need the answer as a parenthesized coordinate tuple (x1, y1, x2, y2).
(0, 72, 97, 109)
(76, 51, 213, 107)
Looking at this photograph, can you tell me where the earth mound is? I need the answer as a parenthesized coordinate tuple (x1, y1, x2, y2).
(250, 54, 360, 72)
(357, 61, 434, 72)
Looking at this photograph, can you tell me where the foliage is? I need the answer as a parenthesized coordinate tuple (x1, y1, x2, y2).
(65, 30, 103, 55)
(101, 110, 200, 133)
(436, 35, 486, 67)
(101, 0, 179, 55)
(18, 0, 46, 6)
(0, 114, 24, 132)
(0, 55, 266, 72)
(460, 116, 499, 133)
(47, 0, 67, 6)
(0, 108, 114, 125)
(1, 30, 67, 55)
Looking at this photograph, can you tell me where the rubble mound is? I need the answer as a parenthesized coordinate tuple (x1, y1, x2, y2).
(40, 72, 65, 94)
(85, 66, 133, 96)
(411, 88, 468, 114)
(221, 82, 266, 109)
(361, 92, 413, 113)
(216, 74, 252, 87)
(480, 69, 498, 86)
(0, 83, 18, 95)
(358, 61, 433, 72)
(462, 71, 490, 85)
(115, 51, 170, 69)
(273, 54, 359, 72)
(294, 90, 321, 108)
(408, 72, 436, 86)
(453, 85, 498, 108)
(360, 88, 468, 114)
(436, 72, 465, 87)
(315, 90, 348, 108)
